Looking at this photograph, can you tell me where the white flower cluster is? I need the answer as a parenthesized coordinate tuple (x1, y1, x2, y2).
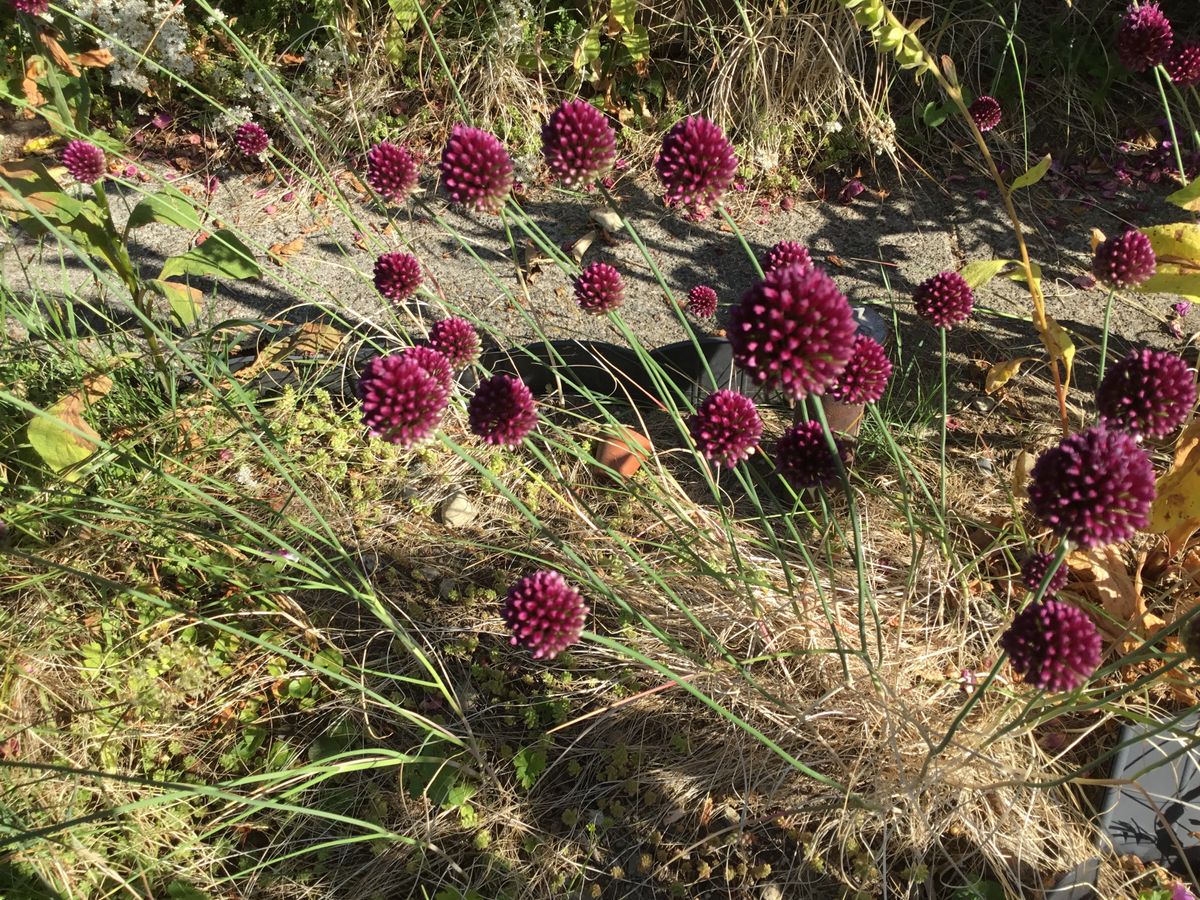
(863, 113, 896, 156)
(72, 0, 195, 92)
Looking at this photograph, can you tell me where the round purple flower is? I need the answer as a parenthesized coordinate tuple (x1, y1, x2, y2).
(234, 122, 270, 158)
(542, 99, 617, 188)
(428, 317, 481, 369)
(1097, 348, 1197, 438)
(439, 124, 513, 213)
(763, 240, 813, 275)
(968, 96, 1002, 133)
(1027, 425, 1156, 549)
(13, 0, 49, 13)
(655, 115, 738, 220)
(1021, 551, 1070, 595)
(1166, 42, 1200, 87)
(358, 353, 450, 447)
(686, 285, 718, 318)
(1116, 1, 1173, 73)
(688, 390, 763, 466)
(402, 344, 453, 387)
(367, 140, 418, 202)
(828, 334, 893, 404)
(728, 263, 858, 401)
(573, 261, 625, 314)
(1093, 229, 1157, 289)
(775, 420, 846, 490)
(373, 252, 423, 303)
(502, 570, 588, 660)
(468, 374, 538, 447)
(1000, 599, 1102, 692)
(913, 271, 974, 329)
(61, 140, 106, 184)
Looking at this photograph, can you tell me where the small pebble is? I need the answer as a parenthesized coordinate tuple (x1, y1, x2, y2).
(439, 491, 478, 527)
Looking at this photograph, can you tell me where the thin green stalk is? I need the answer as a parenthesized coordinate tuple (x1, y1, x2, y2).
(939, 326, 948, 509)
(719, 207, 765, 279)
(1098, 286, 1116, 384)
(1155, 66, 1190, 186)
(1166, 78, 1200, 149)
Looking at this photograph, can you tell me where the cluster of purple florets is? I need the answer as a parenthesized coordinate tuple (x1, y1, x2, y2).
(1000, 599, 1102, 692)
(62, 140, 106, 184)
(688, 390, 763, 466)
(573, 262, 625, 314)
(1096, 348, 1196, 439)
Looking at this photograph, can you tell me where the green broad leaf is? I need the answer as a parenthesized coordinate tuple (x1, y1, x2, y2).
(959, 258, 1012, 289)
(127, 185, 204, 231)
(512, 743, 547, 790)
(147, 279, 203, 326)
(1010, 153, 1052, 191)
(1134, 223, 1200, 300)
(573, 24, 602, 71)
(620, 24, 650, 61)
(388, 0, 421, 31)
(27, 375, 112, 480)
(609, 0, 637, 32)
(160, 230, 261, 282)
(921, 101, 947, 128)
(1167, 178, 1200, 212)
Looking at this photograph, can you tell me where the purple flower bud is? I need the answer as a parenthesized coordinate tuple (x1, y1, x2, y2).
(1093, 229, 1157, 288)
(1116, 1, 1174, 72)
(358, 353, 450, 447)
(762, 240, 813, 275)
(541, 99, 617, 188)
(502, 570, 588, 660)
(774, 420, 846, 490)
(428, 317, 481, 368)
(367, 140, 418, 202)
(1096, 347, 1197, 438)
(468, 374, 538, 447)
(968, 95, 1002, 132)
(1166, 42, 1200, 87)
(573, 262, 625, 314)
(688, 390, 763, 466)
(61, 140, 106, 184)
(828, 334, 893, 404)
(1027, 424, 1156, 549)
(439, 124, 514, 213)
(1021, 551, 1069, 595)
(686, 285, 718, 318)
(373, 252, 423, 303)
(1000, 599, 1102, 692)
(728, 264, 858, 401)
(234, 122, 270, 158)
(655, 116, 738, 220)
(913, 271, 975, 329)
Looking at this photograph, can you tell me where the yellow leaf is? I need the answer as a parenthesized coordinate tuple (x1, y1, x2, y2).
(1042, 316, 1075, 388)
(984, 356, 1033, 393)
(38, 32, 80, 77)
(1011, 449, 1032, 500)
(1148, 420, 1200, 555)
(1090, 228, 1106, 253)
(1134, 224, 1200, 300)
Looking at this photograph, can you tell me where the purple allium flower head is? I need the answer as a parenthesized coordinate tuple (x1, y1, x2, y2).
(1021, 551, 1070, 595)
(775, 420, 846, 490)
(573, 261, 625, 314)
(913, 271, 975, 329)
(655, 115, 739, 220)
(1097, 348, 1197, 438)
(763, 240, 814, 275)
(402, 344, 453, 387)
(1116, 1, 1174, 72)
(428, 317, 481, 368)
(502, 570, 588, 660)
(1027, 425, 1156, 549)
(688, 390, 763, 466)
(358, 353, 450, 447)
(373, 252, 422, 303)
(439, 124, 514, 213)
(468, 374, 538, 447)
(366, 140, 418, 202)
(1093, 229, 1157, 288)
(13, 0, 49, 14)
(234, 122, 270, 158)
(61, 140, 106, 183)
(828, 334, 893, 404)
(728, 263, 858, 401)
(1000, 599, 1102, 691)
(968, 95, 1003, 132)
(686, 285, 718, 318)
(1167, 42, 1200, 86)
(541, 99, 617, 188)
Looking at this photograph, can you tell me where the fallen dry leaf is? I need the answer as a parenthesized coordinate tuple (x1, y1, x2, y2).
(268, 237, 304, 265)
(985, 356, 1033, 394)
(22, 56, 46, 110)
(73, 49, 113, 68)
(1011, 449, 1033, 501)
(1069, 546, 1165, 642)
(38, 32, 80, 77)
(1148, 420, 1200, 555)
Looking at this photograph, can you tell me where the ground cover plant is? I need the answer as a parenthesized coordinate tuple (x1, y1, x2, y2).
(3, 0, 1200, 898)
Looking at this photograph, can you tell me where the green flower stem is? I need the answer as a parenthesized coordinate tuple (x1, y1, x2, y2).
(1155, 66, 1190, 186)
(939, 326, 948, 510)
(1166, 79, 1200, 150)
(719, 207, 766, 280)
(1098, 286, 1116, 384)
